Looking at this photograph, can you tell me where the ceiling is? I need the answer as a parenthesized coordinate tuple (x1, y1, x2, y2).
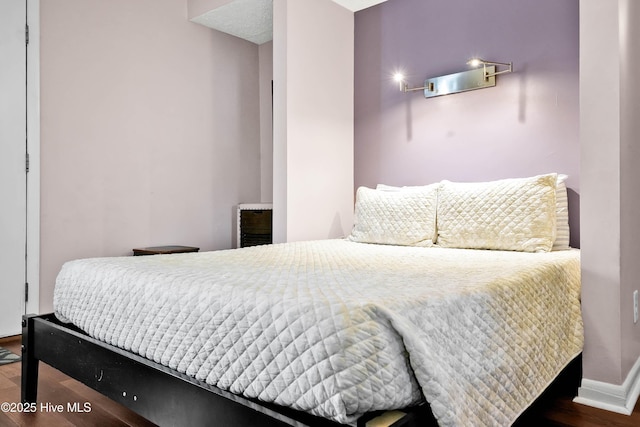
(331, 0, 388, 12)
(190, 0, 389, 45)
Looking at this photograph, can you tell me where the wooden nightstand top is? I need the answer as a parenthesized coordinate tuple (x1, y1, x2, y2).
(132, 245, 200, 256)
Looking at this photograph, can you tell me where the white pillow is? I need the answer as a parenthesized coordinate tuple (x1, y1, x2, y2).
(349, 185, 438, 246)
(436, 174, 557, 252)
(376, 183, 403, 191)
(376, 183, 432, 192)
(553, 174, 570, 250)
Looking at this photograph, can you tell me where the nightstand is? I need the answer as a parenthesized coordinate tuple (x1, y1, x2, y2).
(132, 245, 200, 256)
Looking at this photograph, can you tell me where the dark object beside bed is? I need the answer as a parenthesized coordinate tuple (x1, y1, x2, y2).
(21, 314, 436, 427)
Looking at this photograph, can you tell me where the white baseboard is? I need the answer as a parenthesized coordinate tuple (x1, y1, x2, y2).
(573, 355, 640, 415)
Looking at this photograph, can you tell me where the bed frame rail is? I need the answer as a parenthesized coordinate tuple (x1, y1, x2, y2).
(21, 314, 433, 427)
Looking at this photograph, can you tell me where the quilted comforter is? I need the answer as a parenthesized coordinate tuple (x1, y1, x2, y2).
(53, 240, 582, 426)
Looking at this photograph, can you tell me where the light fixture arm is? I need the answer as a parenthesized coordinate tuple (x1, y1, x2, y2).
(481, 61, 512, 79)
(399, 81, 435, 93)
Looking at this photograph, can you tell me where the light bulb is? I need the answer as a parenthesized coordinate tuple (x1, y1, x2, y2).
(467, 58, 483, 68)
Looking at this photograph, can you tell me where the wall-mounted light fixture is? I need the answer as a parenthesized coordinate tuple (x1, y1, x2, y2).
(394, 58, 513, 98)
(466, 58, 513, 79)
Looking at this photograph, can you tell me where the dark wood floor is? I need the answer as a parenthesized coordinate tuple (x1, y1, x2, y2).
(512, 356, 640, 427)
(1, 335, 639, 427)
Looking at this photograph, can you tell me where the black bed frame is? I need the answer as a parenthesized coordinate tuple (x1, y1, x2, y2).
(21, 314, 435, 427)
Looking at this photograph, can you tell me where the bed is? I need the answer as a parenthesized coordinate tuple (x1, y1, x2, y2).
(22, 173, 583, 427)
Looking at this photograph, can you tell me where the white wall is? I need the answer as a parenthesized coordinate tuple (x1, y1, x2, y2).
(619, 0, 640, 380)
(273, 0, 288, 242)
(40, 0, 261, 312)
(580, 0, 640, 387)
(259, 41, 274, 203)
(580, 0, 623, 384)
(272, 0, 354, 243)
(0, 0, 28, 336)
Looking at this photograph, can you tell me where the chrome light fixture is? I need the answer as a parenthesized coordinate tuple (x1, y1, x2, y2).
(466, 58, 513, 79)
(394, 58, 513, 98)
(393, 72, 434, 93)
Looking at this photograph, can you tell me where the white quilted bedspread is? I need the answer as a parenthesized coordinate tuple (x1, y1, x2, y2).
(53, 240, 582, 426)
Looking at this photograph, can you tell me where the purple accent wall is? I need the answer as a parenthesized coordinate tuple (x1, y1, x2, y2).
(354, 0, 579, 247)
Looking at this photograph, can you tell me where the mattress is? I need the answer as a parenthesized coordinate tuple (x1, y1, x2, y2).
(53, 239, 583, 426)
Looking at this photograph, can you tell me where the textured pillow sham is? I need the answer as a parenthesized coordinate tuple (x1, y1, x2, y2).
(349, 185, 438, 246)
(377, 176, 570, 249)
(437, 174, 557, 253)
(553, 174, 570, 250)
